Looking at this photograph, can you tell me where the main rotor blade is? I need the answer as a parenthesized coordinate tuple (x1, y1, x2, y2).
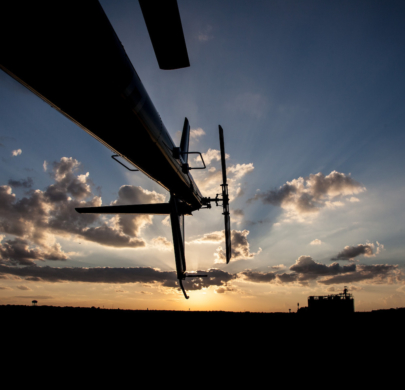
(139, 0, 190, 70)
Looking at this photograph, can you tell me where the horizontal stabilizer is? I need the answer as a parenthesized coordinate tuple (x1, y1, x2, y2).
(76, 202, 194, 215)
(76, 204, 171, 215)
(139, 0, 190, 70)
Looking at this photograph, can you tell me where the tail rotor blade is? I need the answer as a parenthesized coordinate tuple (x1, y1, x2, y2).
(219, 125, 227, 186)
(219, 125, 232, 264)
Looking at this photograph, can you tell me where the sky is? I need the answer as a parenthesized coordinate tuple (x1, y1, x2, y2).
(1, 0, 405, 311)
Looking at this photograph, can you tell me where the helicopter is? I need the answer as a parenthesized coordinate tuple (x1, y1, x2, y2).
(0, 0, 231, 299)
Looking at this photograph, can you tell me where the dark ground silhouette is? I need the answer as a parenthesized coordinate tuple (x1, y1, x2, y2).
(3, 304, 405, 336)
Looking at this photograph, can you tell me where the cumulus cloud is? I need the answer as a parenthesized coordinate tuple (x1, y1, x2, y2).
(12, 149, 22, 156)
(215, 230, 261, 263)
(310, 239, 322, 246)
(0, 265, 235, 292)
(0, 157, 168, 267)
(332, 242, 384, 261)
(43, 161, 48, 172)
(249, 171, 365, 219)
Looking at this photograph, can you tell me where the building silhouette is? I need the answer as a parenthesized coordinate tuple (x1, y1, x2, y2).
(307, 287, 354, 314)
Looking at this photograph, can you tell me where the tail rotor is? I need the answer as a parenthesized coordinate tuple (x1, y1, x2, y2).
(219, 125, 232, 264)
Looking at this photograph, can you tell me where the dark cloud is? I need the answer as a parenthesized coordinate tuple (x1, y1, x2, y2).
(180, 269, 236, 291)
(276, 273, 299, 283)
(0, 238, 68, 266)
(8, 177, 33, 189)
(0, 265, 236, 291)
(233, 209, 244, 217)
(238, 255, 400, 287)
(319, 264, 399, 285)
(240, 270, 277, 283)
(248, 171, 365, 215)
(332, 243, 383, 261)
(289, 256, 356, 277)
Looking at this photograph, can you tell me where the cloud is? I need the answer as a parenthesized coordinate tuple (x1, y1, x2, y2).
(189, 229, 260, 262)
(16, 285, 31, 291)
(240, 270, 277, 283)
(151, 236, 172, 251)
(189, 231, 223, 244)
(239, 255, 400, 287)
(190, 128, 206, 140)
(0, 157, 173, 268)
(289, 256, 356, 278)
(0, 237, 69, 266)
(162, 216, 170, 227)
(233, 209, 244, 217)
(215, 230, 261, 263)
(214, 286, 239, 294)
(12, 149, 22, 156)
(193, 149, 253, 200)
(310, 239, 322, 246)
(249, 171, 365, 219)
(43, 161, 48, 172)
(270, 264, 285, 270)
(8, 178, 33, 189)
(332, 242, 384, 261)
(0, 158, 165, 252)
(0, 265, 236, 292)
(110, 185, 165, 237)
(199, 148, 228, 166)
(319, 264, 400, 285)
